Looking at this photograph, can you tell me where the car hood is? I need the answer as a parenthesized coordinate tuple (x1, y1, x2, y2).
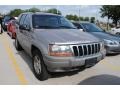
(89, 32, 120, 41)
(35, 29, 100, 44)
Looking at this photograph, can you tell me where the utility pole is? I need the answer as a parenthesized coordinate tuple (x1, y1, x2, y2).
(78, 9, 80, 22)
(56, 5, 59, 14)
(107, 16, 109, 30)
(106, 10, 109, 30)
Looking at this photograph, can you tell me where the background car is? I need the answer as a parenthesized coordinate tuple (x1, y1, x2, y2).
(110, 27, 120, 35)
(0, 23, 2, 34)
(73, 22, 120, 54)
(1, 15, 13, 31)
(7, 20, 17, 39)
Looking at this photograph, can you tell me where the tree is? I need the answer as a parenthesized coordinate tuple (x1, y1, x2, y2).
(47, 8, 61, 15)
(100, 5, 120, 27)
(100, 5, 112, 30)
(90, 17, 95, 23)
(8, 9, 24, 17)
(84, 17, 89, 21)
(66, 15, 73, 20)
(73, 15, 79, 21)
(7, 7, 41, 17)
(79, 17, 84, 21)
(25, 7, 40, 13)
(65, 14, 79, 21)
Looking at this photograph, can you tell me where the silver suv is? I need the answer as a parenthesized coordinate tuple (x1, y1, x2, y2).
(15, 12, 106, 81)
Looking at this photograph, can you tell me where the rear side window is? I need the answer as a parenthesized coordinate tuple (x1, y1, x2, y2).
(3, 16, 11, 22)
(19, 14, 27, 25)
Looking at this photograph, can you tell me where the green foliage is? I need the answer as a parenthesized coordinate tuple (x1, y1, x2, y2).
(90, 17, 95, 23)
(66, 15, 79, 21)
(8, 9, 24, 17)
(24, 7, 41, 13)
(46, 8, 62, 15)
(66, 14, 94, 22)
(84, 17, 89, 21)
(6, 7, 96, 24)
(7, 8, 62, 17)
(79, 17, 84, 21)
(100, 5, 120, 26)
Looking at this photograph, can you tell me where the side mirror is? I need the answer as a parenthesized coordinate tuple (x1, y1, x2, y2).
(79, 29, 84, 32)
(19, 24, 30, 31)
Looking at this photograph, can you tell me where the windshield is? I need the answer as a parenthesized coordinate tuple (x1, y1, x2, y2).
(32, 15, 76, 29)
(3, 16, 11, 22)
(81, 23, 103, 32)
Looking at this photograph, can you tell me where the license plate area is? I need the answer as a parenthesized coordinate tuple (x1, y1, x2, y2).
(85, 57, 97, 67)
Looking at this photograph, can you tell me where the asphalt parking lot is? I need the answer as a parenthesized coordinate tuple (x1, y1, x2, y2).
(0, 32, 120, 85)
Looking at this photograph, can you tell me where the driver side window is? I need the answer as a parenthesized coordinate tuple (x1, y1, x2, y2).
(23, 15, 30, 27)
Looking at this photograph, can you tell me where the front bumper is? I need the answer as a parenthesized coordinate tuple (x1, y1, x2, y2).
(105, 45, 120, 54)
(43, 51, 105, 72)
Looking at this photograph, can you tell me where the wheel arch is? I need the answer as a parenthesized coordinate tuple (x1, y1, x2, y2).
(31, 45, 42, 57)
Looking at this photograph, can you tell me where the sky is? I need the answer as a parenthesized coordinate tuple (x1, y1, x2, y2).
(0, 5, 108, 22)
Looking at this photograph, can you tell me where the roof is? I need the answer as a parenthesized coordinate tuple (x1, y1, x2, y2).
(22, 12, 61, 17)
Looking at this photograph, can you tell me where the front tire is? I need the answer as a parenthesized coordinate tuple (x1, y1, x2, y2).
(15, 38, 23, 51)
(32, 50, 50, 81)
(0, 27, 3, 34)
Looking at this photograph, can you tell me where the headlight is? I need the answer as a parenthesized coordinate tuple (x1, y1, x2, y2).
(49, 44, 73, 57)
(103, 39, 119, 45)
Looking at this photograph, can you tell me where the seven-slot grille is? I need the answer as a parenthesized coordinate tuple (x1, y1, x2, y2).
(72, 43, 100, 57)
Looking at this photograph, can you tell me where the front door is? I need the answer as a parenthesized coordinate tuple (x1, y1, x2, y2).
(17, 14, 27, 46)
(21, 14, 32, 55)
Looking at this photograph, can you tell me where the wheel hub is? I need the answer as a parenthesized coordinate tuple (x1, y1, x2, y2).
(34, 55, 41, 74)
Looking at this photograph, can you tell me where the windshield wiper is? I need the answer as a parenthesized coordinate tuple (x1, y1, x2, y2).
(36, 25, 58, 29)
(34, 25, 76, 29)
